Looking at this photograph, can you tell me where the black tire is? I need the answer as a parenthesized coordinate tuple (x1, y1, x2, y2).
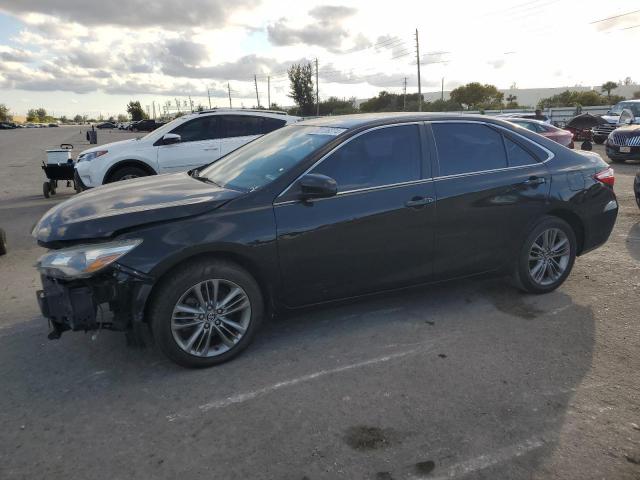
(149, 259, 264, 368)
(50, 181, 56, 195)
(0, 228, 7, 256)
(43, 182, 50, 198)
(513, 216, 577, 294)
(107, 165, 149, 183)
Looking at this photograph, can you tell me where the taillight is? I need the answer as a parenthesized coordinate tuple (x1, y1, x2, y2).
(594, 167, 615, 187)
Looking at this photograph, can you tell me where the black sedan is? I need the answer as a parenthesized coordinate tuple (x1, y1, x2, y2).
(32, 114, 618, 367)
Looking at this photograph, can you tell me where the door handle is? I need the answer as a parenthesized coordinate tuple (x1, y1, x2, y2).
(405, 196, 434, 208)
(523, 176, 546, 185)
(204, 147, 219, 151)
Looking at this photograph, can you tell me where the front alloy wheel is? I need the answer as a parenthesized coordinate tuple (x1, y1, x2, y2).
(171, 279, 251, 357)
(150, 259, 263, 368)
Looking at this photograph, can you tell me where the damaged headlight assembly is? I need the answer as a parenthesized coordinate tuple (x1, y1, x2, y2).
(36, 239, 142, 279)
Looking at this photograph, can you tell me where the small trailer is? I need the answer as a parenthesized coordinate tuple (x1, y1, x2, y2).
(41, 144, 76, 198)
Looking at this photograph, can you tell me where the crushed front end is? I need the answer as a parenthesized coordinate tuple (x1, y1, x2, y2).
(34, 239, 152, 341)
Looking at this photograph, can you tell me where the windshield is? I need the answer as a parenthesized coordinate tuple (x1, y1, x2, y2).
(199, 125, 346, 191)
(609, 102, 640, 116)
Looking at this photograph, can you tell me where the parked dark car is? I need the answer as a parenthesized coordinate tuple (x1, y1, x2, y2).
(131, 119, 164, 132)
(48, 123, 59, 127)
(606, 124, 640, 163)
(0, 122, 17, 129)
(33, 114, 618, 367)
(96, 122, 116, 129)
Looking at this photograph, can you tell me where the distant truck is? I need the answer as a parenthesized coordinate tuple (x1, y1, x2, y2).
(593, 100, 640, 144)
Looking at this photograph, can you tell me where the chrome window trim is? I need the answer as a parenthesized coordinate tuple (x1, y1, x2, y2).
(274, 119, 555, 206)
(274, 121, 424, 203)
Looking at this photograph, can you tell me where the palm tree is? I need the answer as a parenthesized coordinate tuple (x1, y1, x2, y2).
(601, 81, 618, 102)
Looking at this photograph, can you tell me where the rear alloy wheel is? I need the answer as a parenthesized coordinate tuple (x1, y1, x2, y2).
(150, 260, 263, 367)
(514, 216, 576, 294)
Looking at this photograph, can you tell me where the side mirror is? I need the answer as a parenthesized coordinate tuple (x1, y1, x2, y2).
(162, 133, 181, 145)
(298, 173, 337, 200)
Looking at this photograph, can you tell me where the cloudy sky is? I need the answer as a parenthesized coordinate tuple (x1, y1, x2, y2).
(0, 0, 638, 118)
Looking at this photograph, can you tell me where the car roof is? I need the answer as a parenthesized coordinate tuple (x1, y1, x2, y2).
(295, 112, 517, 130)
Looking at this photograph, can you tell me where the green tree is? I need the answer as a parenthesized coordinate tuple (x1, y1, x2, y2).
(27, 108, 45, 122)
(73, 114, 83, 123)
(116, 113, 128, 122)
(600, 81, 618, 101)
(0, 104, 11, 122)
(318, 96, 357, 115)
(449, 83, 504, 110)
(126, 101, 147, 121)
(287, 62, 315, 116)
(634, 90, 640, 100)
(538, 90, 616, 108)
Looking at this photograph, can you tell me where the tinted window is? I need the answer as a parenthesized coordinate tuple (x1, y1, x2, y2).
(171, 117, 219, 142)
(311, 124, 421, 192)
(433, 123, 507, 176)
(504, 136, 538, 166)
(262, 117, 287, 134)
(222, 115, 262, 137)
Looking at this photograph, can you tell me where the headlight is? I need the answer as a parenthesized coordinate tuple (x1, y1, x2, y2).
(607, 133, 616, 145)
(77, 150, 108, 162)
(36, 239, 141, 279)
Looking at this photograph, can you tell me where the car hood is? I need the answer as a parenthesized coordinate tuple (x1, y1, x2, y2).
(33, 173, 243, 245)
(612, 124, 640, 134)
(78, 138, 142, 156)
(601, 115, 619, 124)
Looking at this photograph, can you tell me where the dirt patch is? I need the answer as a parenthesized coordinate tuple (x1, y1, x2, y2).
(344, 425, 396, 451)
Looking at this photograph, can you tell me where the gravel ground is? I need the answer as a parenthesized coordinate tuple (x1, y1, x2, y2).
(0, 127, 638, 480)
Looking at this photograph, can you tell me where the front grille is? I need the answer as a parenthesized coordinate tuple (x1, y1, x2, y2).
(593, 124, 616, 135)
(610, 133, 640, 146)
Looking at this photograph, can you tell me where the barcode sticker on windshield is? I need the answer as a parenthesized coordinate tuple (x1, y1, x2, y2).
(307, 127, 346, 136)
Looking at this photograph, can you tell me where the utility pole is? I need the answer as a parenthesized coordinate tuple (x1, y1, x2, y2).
(207, 88, 212, 109)
(403, 77, 407, 110)
(441, 77, 444, 101)
(152, 101, 156, 119)
(267, 76, 271, 109)
(315, 58, 319, 116)
(415, 28, 422, 112)
(188, 96, 193, 112)
(254, 75, 260, 108)
(228, 82, 232, 108)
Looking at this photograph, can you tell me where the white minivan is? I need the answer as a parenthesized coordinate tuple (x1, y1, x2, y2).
(74, 109, 301, 189)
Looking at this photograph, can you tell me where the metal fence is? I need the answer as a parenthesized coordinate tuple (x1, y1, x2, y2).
(438, 105, 613, 126)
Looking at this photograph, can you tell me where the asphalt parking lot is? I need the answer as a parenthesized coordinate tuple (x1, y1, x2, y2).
(0, 127, 638, 480)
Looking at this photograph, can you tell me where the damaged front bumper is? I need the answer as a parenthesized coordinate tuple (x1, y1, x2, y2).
(36, 265, 153, 339)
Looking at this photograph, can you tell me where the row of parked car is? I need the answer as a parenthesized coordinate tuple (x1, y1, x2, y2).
(96, 119, 166, 132)
(0, 122, 59, 129)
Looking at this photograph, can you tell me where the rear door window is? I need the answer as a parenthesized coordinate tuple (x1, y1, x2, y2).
(311, 124, 421, 192)
(432, 123, 507, 176)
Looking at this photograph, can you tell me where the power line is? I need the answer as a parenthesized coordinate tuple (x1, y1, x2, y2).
(590, 9, 640, 24)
